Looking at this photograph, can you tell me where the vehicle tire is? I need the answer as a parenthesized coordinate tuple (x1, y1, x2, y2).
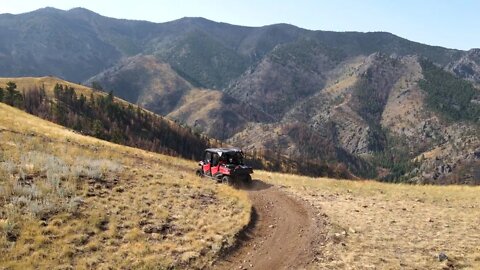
(222, 176, 233, 185)
(196, 170, 203, 177)
(213, 174, 221, 182)
(245, 175, 252, 182)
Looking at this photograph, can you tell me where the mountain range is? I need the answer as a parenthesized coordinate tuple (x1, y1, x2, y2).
(1, 7, 479, 183)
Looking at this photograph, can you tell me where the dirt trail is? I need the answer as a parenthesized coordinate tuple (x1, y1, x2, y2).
(213, 180, 321, 270)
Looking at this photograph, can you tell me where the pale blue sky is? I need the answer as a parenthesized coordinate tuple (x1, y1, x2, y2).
(1, 0, 478, 50)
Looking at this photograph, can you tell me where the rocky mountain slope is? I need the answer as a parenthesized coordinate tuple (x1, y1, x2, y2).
(447, 49, 480, 83)
(1, 8, 479, 183)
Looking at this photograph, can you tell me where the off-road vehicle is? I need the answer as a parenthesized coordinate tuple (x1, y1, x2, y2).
(196, 148, 253, 185)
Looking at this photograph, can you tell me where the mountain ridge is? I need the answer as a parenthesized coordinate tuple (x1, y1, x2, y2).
(0, 7, 470, 80)
(10, 7, 477, 51)
(1, 8, 479, 183)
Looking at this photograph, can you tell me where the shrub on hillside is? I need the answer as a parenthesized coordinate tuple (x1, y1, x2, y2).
(0, 151, 122, 222)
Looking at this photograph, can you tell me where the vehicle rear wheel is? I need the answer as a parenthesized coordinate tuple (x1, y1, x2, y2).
(222, 176, 233, 185)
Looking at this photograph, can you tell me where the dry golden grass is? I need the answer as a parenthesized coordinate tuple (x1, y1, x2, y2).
(168, 89, 223, 121)
(0, 76, 97, 98)
(323, 56, 364, 96)
(417, 147, 443, 161)
(167, 88, 225, 136)
(256, 170, 480, 270)
(0, 103, 251, 269)
(324, 75, 358, 97)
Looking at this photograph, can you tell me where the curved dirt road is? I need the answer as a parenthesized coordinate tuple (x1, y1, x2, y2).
(213, 180, 321, 270)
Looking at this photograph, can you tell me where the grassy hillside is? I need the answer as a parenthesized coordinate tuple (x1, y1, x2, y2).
(257, 170, 480, 269)
(0, 103, 251, 268)
(1, 100, 478, 269)
(0, 77, 210, 160)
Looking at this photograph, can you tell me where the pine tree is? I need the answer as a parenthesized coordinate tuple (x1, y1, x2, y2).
(89, 93, 95, 106)
(5, 82, 22, 107)
(107, 90, 114, 103)
(53, 83, 63, 99)
(78, 94, 86, 109)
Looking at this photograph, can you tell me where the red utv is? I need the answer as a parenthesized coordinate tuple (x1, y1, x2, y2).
(196, 148, 253, 184)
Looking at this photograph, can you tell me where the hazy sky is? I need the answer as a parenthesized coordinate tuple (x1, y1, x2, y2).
(1, 0, 478, 50)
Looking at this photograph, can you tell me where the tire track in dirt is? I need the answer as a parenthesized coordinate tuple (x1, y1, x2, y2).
(213, 180, 322, 270)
